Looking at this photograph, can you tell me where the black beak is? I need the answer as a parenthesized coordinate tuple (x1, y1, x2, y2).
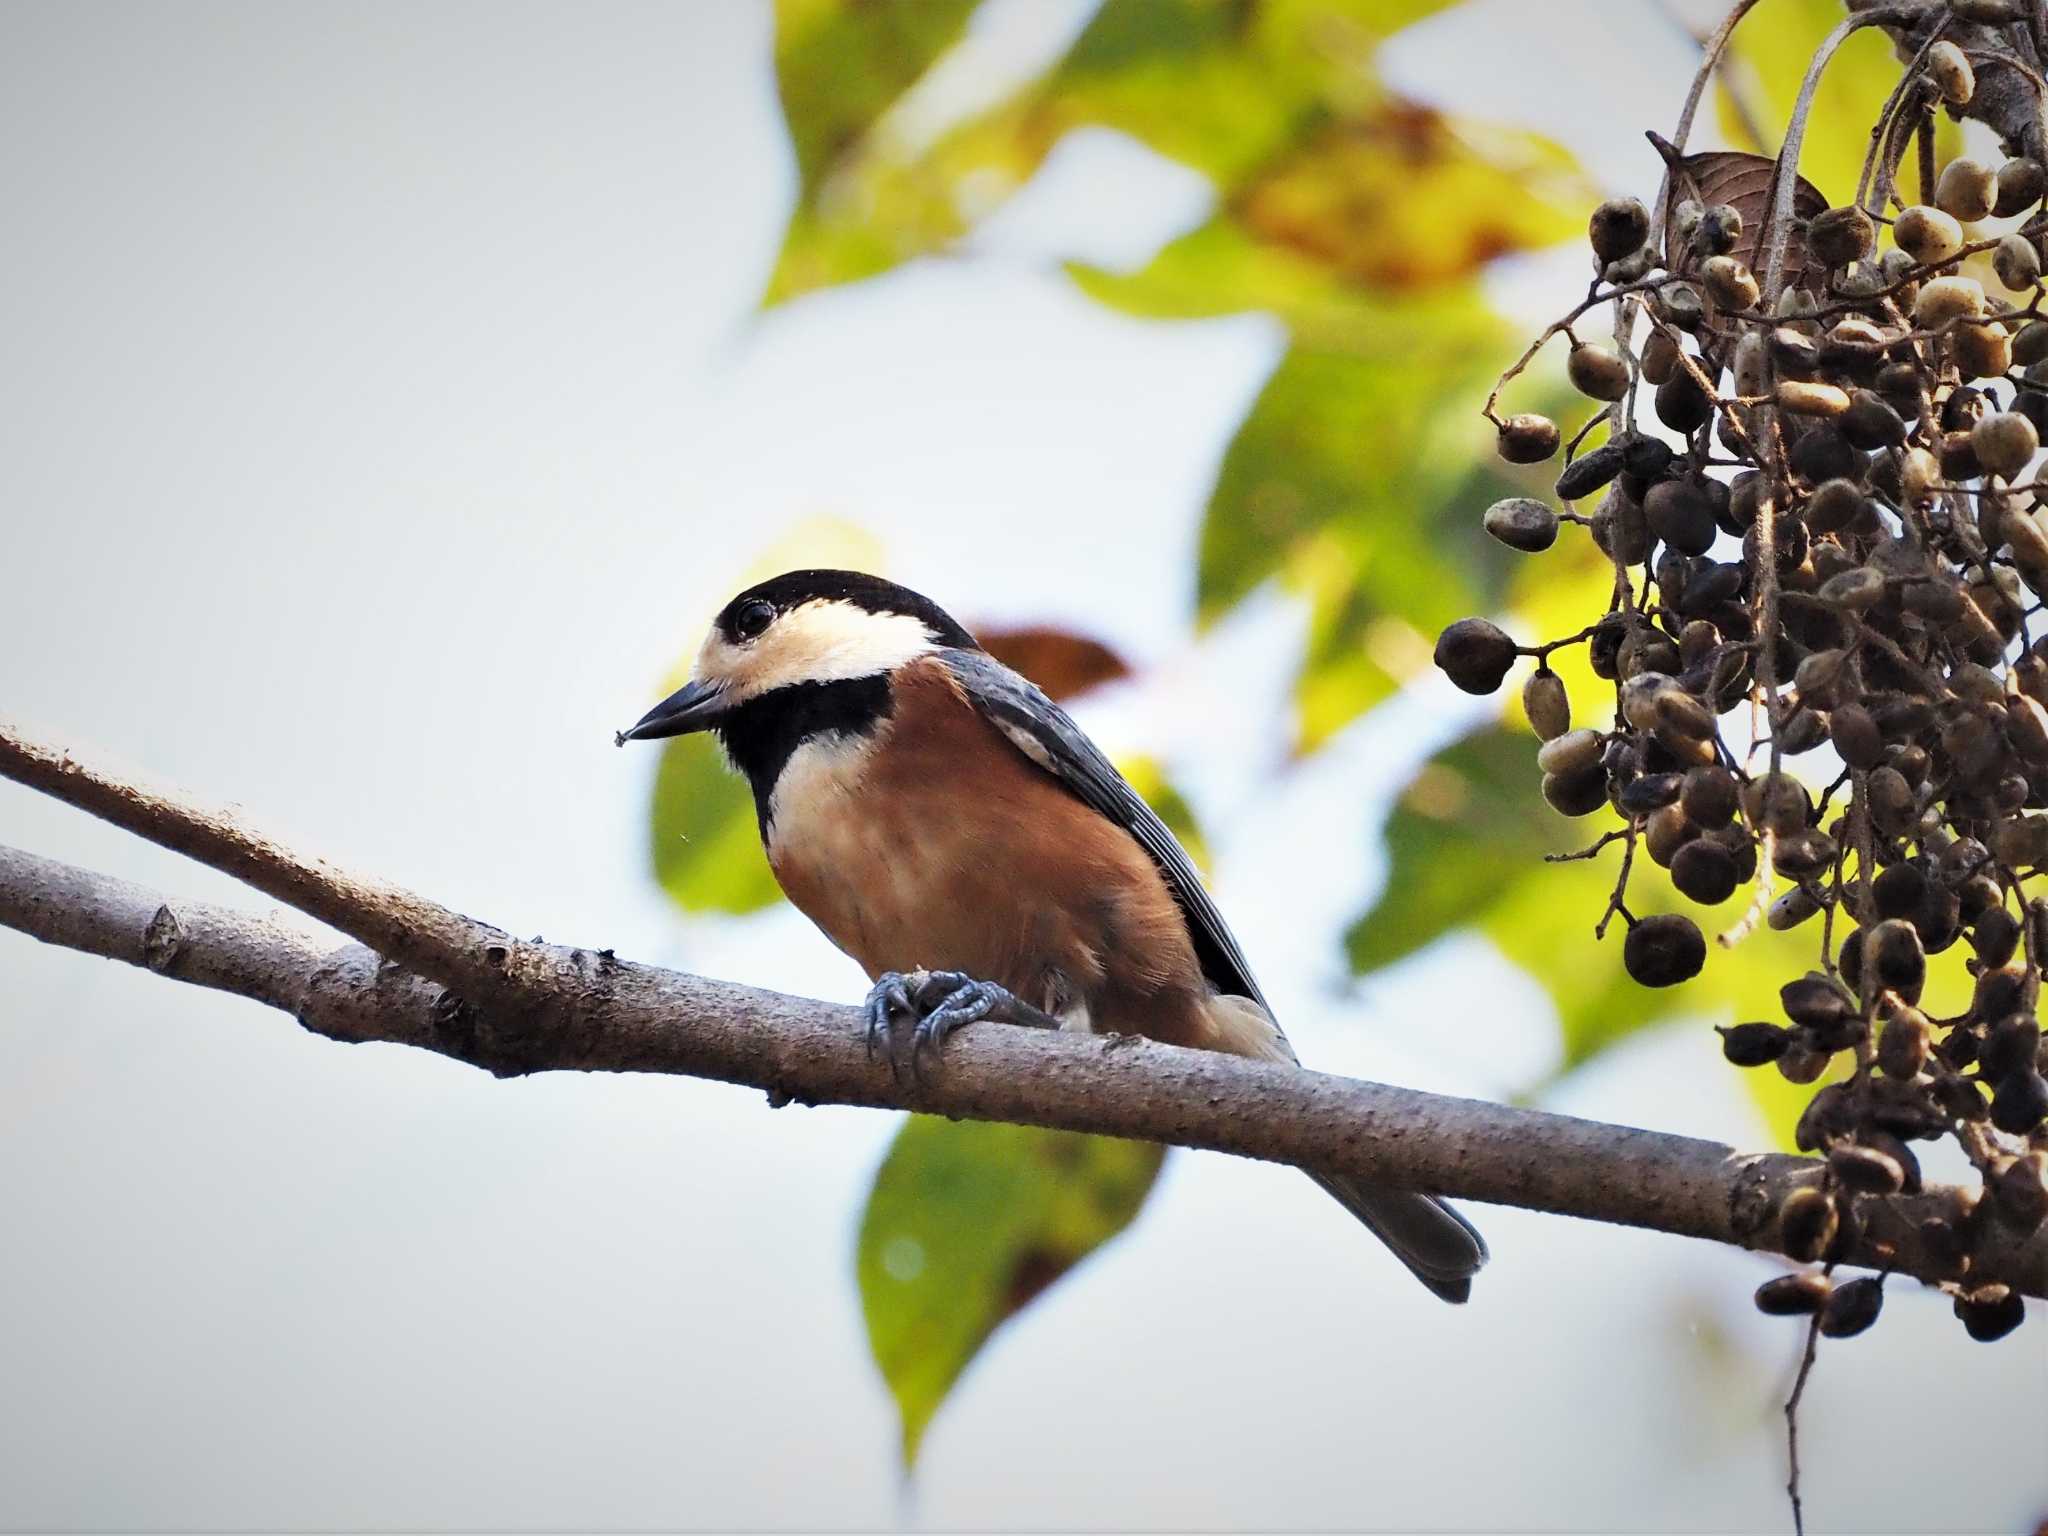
(614, 679, 732, 746)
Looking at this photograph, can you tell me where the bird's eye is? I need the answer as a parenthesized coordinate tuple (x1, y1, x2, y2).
(732, 599, 776, 641)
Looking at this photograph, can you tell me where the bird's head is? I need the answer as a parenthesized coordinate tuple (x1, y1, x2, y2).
(615, 570, 978, 745)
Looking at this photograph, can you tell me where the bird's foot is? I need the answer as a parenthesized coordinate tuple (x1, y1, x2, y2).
(862, 969, 1053, 1082)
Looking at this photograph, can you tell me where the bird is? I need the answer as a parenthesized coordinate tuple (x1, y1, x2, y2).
(617, 569, 1488, 1302)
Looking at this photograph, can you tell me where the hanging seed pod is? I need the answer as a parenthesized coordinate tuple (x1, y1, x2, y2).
(1672, 838, 1741, 904)
(1555, 439, 1627, 501)
(1994, 233, 2042, 291)
(1642, 479, 1716, 555)
(1980, 1014, 2041, 1082)
(1830, 702, 1885, 766)
(1927, 39, 1975, 104)
(1913, 273, 1986, 326)
(1955, 1286, 2026, 1342)
(1992, 1151, 2048, 1231)
(1695, 203, 1741, 256)
(1588, 196, 1649, 262)
(1483, 497, 1559, 553)
(1623, 913, 1706, 987)
(1498, 413, 1560, 463)
(1658, 280, 1705, 331)
(1523, 667, 1570, 740)
(1777, 380, 1849, 418)
(1996, 155, 2047, 216)
(1541, 764, 1609, 818)
(1895, 205, 1965, 265)
(1655, 371, 1712, 433)
(1702, 255, 1759, 311)
(1974, 905, 2023, 967)
(1829, 1143, 1905, 1195)
(1819, 1277, 1884, 1338)
(1782, 973, 1854, 1032)
(1936, 156, 1997, 222)
(1769, 884, 1823, 931)
(1866, 918, 1927, 1001)
(1640, 330, 1681, 385)
(1877, 1004, 1932, 1080)
(1537, 728, 1602, 778)
(1755, 1271, 1831, 1315)
(1973, 411, 2039, 478)
(1568, 342, 1631, 401)
(1718, 1021, 1793, 1066)
(1807, 205, 1875, 268)
(1778, 1186, 1837, 1262)
(1955, 320, 2014, 381)
(1678, 766, 1738, 830)
(1434, 619, 1517, 694)
(1990, 1069, 2048, 1134)
(1839, 390, 1906, 450)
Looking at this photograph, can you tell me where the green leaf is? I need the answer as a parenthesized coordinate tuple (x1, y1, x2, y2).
(858, 1118, 1164, 1467)
(1347, 722, 1827, 1116)
(773, 0, 980, 193)
(648, 734, 782, 916)
(1182, 297, 1516, 742)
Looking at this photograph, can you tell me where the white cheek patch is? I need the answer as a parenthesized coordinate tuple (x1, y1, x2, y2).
(694, 601, 939, 702)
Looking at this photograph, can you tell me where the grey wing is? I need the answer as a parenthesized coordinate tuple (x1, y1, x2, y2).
(939, 648, 1278, 1025)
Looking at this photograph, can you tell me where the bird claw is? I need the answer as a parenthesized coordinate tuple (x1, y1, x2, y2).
(861, 969, 1026, 1083)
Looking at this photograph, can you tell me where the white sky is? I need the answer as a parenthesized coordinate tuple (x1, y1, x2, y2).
(0, 1, 2040, 1529)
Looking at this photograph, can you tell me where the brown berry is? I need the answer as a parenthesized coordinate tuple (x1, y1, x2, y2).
(1754, 1271, 1831, 1316)
(1498, 413, 1560, 464)
(1624, 913, 1705, 988)
(1434, 619, 1517, 695)
(1819, 1276, 1884, 1338)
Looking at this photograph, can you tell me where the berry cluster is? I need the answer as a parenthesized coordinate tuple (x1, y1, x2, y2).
(1439, 8, 2045, 1342)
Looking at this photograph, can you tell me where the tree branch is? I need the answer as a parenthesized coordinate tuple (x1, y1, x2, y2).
(1, 716, 2043, 1300)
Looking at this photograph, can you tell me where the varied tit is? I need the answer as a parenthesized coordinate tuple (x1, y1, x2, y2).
(618, 569, 1487, 1302)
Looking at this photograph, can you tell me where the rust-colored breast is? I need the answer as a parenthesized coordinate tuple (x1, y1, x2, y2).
(764, 658, 1216, 1044)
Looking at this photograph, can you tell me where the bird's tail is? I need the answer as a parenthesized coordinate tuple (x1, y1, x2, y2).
(1200, 993, 1489, 1304)
(1306, 1172, 1489, 1305)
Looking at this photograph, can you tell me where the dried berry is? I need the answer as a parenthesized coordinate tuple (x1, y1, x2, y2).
(1483, 497, 1559, 553)
(1807, 205, 1874, 268)
(1754, 1271, 1831, 1316)
(1935, 156, 1996, 222)
(1434, 619, 1517, 695)
(1568, 342, 1630, 402)
(1523, 667, 1570, 741)
(1588, 196, 1649, 263)
(1828, 1143, 1904, 1195)
(1895, 205, 1964, 266)
(1927, 40, 1975, 105)
(1624, 913, 1705, 987)
(1498, 413, 1560, 464)
(1719, 1021, 1793, 1067)
(1778, 1186, 1837, 1263)
(1955, 1286, 2025, 1342)
(1818, 1276, 1883, 1338)
(1989, 1069, 2048, 1134)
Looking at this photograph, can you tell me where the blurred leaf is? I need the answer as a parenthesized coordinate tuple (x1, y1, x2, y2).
(1235, 105, 1580, 290)
(976, 624, 1131, 702)
(1347, 722, 1830, 1112)
(768, 0, 1472, 303)
(649, 735, 782, 916)
(859, 1118, 1164, 1467)
(774, 0, 979, 192)
(1186, 300, 1515, 741)
(1118, 753, 1212, 875)
(1715, 0, 1960, 208)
